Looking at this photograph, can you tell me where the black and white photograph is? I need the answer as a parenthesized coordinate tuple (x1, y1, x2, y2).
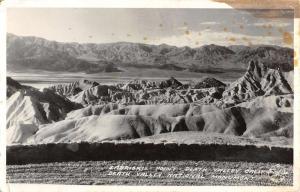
(3, 4, 298, 190)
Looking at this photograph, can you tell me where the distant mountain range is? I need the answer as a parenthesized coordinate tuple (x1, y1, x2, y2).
(7, 33, 294, 73)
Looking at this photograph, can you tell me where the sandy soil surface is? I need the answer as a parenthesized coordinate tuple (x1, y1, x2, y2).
(6, 160, 292, 186)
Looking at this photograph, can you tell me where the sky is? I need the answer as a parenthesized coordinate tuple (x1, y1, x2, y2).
(7, 8, 294, 47)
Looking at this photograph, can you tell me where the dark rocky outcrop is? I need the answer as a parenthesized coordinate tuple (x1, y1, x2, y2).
(7, 76, 32, 98)
(193, 77, 226, 89)
(7, 84, 83, 129)
(221, 60, 293, 106)
(159, 77, 183, 89)
(48, 79, 99, 97)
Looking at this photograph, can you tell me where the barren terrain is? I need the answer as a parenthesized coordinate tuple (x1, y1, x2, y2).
(6, 36, 294, 186)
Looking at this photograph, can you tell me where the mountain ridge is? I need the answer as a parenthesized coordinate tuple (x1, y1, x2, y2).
(7, 33, 294, 73)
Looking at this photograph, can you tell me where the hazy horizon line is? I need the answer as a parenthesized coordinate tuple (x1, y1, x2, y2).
(7, 32, 293, 50)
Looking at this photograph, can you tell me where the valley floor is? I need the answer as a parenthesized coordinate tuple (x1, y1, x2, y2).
(7, 68, 245, 88)
(6, 160, 292, 185)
